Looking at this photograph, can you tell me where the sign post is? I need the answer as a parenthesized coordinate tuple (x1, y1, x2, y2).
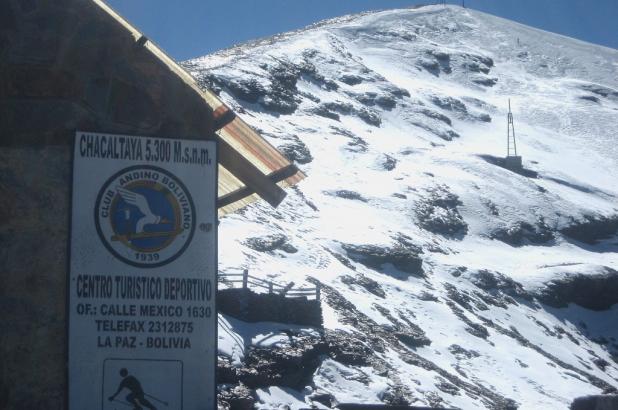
(69, 132, 217, 410)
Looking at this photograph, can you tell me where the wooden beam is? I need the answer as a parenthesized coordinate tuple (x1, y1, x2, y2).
(217, 136, 288, 208)
(217, 164, 299, 209)
(212, 106, 236, 131)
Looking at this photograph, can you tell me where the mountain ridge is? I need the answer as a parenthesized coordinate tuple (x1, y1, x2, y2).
(185, 5, 618, 409)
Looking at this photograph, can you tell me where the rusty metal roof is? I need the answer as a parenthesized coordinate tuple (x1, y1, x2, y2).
(94, 0, 305, 216)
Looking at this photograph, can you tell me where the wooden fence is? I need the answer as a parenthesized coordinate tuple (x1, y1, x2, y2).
(219, 269, 321, 301)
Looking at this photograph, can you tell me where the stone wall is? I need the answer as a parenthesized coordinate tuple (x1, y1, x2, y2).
(218, 288, 324, 328)
(0, 1, 214, 408)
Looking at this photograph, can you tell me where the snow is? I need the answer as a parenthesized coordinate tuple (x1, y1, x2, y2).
(186, 5, 618, 409)
(218, 315, 319, 365)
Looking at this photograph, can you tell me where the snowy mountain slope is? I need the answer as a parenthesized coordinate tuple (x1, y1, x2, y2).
(184, 5, 618, 409)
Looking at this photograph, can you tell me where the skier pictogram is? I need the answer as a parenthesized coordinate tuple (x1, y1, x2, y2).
(108, 368, 168, 410)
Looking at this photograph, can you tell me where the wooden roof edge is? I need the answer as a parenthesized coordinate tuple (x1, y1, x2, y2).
(92, 0, 223, 110)
(92, 0, 306, 209)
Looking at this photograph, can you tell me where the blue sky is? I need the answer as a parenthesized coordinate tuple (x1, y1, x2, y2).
(105, 0, 618, 61)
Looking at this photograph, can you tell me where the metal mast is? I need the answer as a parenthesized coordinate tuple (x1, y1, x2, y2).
(507, 99, 517, 157)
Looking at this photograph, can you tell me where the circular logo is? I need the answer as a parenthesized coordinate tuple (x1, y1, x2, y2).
(95, 165, 196, 268)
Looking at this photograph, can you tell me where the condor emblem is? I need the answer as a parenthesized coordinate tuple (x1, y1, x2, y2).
(95, 165, 196, 268)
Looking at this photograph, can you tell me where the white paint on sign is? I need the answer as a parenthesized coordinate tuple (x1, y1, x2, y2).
(69, 131, 217, 410)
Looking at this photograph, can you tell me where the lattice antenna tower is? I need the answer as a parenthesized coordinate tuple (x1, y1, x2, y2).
(507, 99, 518, 157)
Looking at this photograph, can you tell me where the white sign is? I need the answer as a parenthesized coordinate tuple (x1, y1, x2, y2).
(69, 132, 217, 410)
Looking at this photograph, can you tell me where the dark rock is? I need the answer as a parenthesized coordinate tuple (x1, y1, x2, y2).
(381, 386, 413, 406)
(261, 60, 303, 114)
(341, 242, 424, 278)
(476, 113, 492, 122)
(444, 298, 489, 339)
(593, 358, 609, 371)
(466, 323, 490, 339)
(278, 139, 313, 164)
(570, 395, 618, 410)
(449, 344, 480, 360)
(373, 305, 431, 349)
(472, 77, 498, 87)
(561, 215, 618, 244)
(411, 121, 460, 141)
(392, 193, 407, 199)
(415, 185, 468, 237)
(429, 94, 492, 121)
(436, 379, 461, 395)
(357, 107, 382, 126)
(490, 220, 554, 246)
(418, 57, 440, 73)
(430, 95, 467, 114)
(579, 95, 600, 103)
(418, 291, 439, 302)
(217, 356, 239, 384)
(244, 233, 291, 252)
(378, 153, 397, 171)
(326, 248, 356, 270)
(386, 85, 411, 98)
(330, 126, 369, 153)
(429, 50, 452, 73)
(341, 274, 386, 298)
(353, 91, 378, 106)
(416, 108, 452, 125)
(312, 104, 340, 121)
(395, 330, 431, 349)
(534, 267, 618, 310)
(461, 53, 494, 72)
(322, 101, 354, 115)
(578, 84, 618, 102)
(484, 199, 500, 216)
(339, 74, 364, 85)
(298, 59, 338, 91)
(240, 331, 326, 389)
(217, 383, 255, 410)
(331, 190, 368, 202)
(375, 95, 397, 110)
(324, 330, 374, 366)
(444, 283, 475, 311)
(309, 391, 336, 408)
(450, 266, 468, 277)
(225, 78, 266, 104)
(352, 92, 398, 111)
(468, 269, 531, 300)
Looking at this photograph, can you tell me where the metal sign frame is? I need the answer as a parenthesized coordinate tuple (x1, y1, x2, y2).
(68, 131, 218, 410)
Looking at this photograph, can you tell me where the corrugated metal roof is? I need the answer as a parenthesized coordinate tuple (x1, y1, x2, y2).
(94, 0, 305, 216)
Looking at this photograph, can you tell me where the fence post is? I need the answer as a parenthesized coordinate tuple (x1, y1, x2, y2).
(280, 281, 295, 296)
(268, 282, 273, 294)
(242, 269, 248, 290)
(315, 283, 321, 302)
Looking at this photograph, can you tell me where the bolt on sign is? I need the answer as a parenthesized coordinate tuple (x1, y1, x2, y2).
(69, 132, 217, 410)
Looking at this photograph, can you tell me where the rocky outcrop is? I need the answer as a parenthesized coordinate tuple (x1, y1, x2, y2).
(341, 241, 424, 279)
(218, 330, 325, 390)
(560, 215, 618, 244)
(244, 233, 298, 253)
(534, 267, 618, 310)
(340, 274, 386, 298)
(217, 383, 255, 410)
(570, 394, 618, 410)
(415, 185, 468, 237)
